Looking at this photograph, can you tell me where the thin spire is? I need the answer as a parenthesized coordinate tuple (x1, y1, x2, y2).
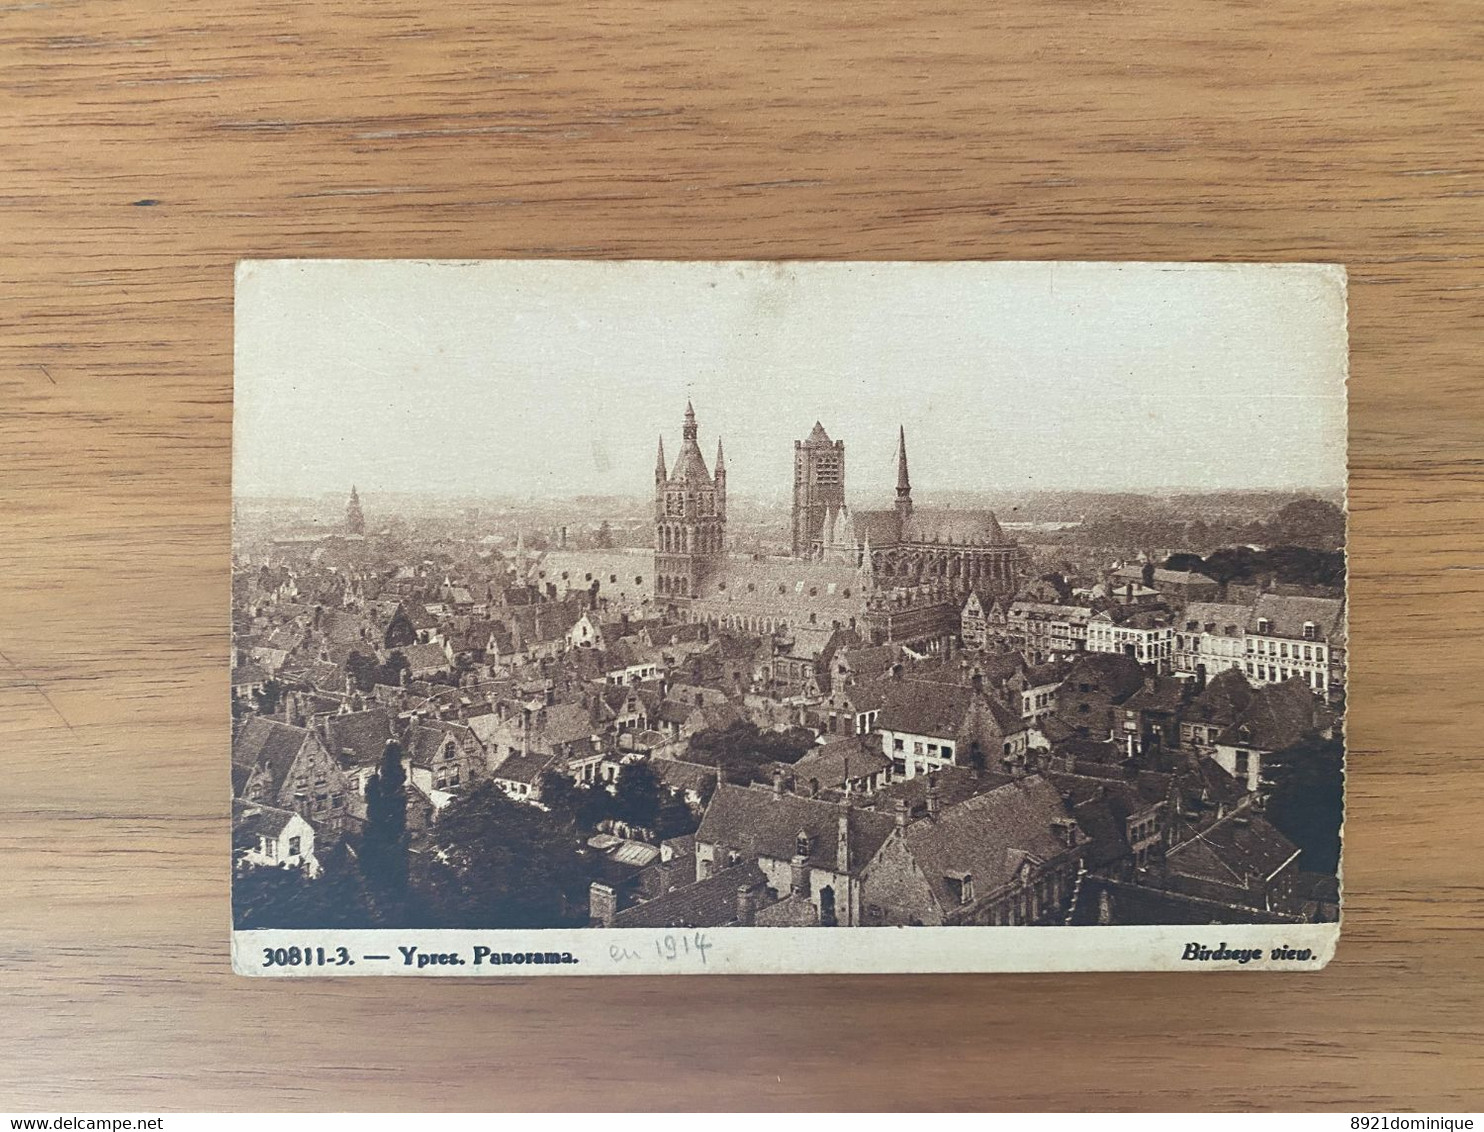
(655, 435, 667, 478)
(896, 425, 910, 492)
(715, 436, 726, 472)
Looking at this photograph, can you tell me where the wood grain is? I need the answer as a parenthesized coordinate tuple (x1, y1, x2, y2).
(1, 0, 1481, 1112)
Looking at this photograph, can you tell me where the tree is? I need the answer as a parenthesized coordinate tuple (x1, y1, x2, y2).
(253, 678, 283, 716)
(1163, 552, 1208, 574)
(594, 521, 614, 549)
(360, 739, 409, 900)
(233, 844, 374, 929)
(1271, 499, 1346, 550)
(687, 721, 814, 785)
(346, 650, 378, 693)
(655, 791, 700, 840)
(424, 781, 595, 928)
(612, 760, 663, 833)
(1263, 734, 1344, 875)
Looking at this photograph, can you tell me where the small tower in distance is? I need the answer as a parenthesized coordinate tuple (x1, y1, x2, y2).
(345, 485, 366, 536)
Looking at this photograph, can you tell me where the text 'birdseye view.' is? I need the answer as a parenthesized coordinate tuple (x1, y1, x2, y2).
(230, 260, 1346, 969)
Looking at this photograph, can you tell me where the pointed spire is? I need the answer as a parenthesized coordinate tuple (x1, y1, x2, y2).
(682, 401, 698, 443)
(655, 435, 667, 480)
(715, 436, 726, 472)
(894, 425, 912, 520)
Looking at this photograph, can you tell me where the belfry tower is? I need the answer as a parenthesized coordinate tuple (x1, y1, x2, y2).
(654, 403, 727, 601)
(791, 421, 847, 557)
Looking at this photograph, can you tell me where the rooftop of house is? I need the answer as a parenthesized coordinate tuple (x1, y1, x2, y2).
(895, 775, 1084, 914)
(610, 863, 769, 929)
(232, 715, 315, 796)
(1214, 677, 1326, 751)
(696, 784, 897, 875)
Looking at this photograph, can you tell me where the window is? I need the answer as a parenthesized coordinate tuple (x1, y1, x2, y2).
(1303, 621, 1317, 640)
(1257, 618, 1271, 634)
(609, 574, 617, 584)
(287, 836, 301, 856)
(1235, 750, 1250, 776)
(893, 737, 905, 752)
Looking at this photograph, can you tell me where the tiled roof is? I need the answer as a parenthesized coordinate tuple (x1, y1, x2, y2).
(1185, 668, 1254, 726)
(1214, 677, 1324, 751)
(493, 753, 552, 785)
(1165, 811, 1300, 887)
(1180, 602, 1253, 636)
(896, 776, 1082, 913)
(232, 716, 312, 797)
(1249, 593, 1346, 648)
(697, 784, 896, 874)
(877, 680, 974, 738)
(323, 707, 393, 767)
(611, 863, 767, 929)
(232, 798, 300, 849)
(791, 735, 891, 789)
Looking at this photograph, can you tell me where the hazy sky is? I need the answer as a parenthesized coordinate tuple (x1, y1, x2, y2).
(234, 260, 1347, 502)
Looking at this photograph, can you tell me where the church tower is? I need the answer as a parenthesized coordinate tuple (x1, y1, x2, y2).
(791, 421, 847, 557)
(654, 402, 726, 601)
(894, 425, 913, 525)
(345, 485, 365, 536)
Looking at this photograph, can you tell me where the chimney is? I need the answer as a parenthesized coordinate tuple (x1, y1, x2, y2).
(926, 774, 941, 820)
(545, 680, 555, 707)
(789, 854, 810, 897)
(837, 809, 851, 874)
(892, 662, 904, 682)
(735, 885, 758, 927)
(894, 797, 910, 829)
(970, 667, 984, 695)
(589, 882, 617, 927)
(1144, 676, 1156, 694)
(522, 707, 533, 757)
(773, 768, 786, 798)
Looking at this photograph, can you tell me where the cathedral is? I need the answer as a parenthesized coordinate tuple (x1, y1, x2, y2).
(652, 404, 1025, 652)
(791, 421, 1023, 593)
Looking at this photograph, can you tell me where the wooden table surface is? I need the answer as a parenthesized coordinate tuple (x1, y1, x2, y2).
(2, 0, 1481, 1113)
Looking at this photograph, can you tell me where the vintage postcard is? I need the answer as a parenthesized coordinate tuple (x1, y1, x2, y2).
(231, 260, 1347, 975)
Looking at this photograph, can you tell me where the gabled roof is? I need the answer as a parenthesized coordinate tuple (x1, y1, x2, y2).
(1215, 677, 1324, 751)
(323, 707, 393, 767)
(612, 863, 768, 929)
(402, 641, 450, 670)
(877, 680, 975, 738)
(232, 716, 313, 797)
(1165, 811, 1300, 887)
(895, 776, 1082, 913)
(406, 725, 458, 768)
(696, 785, 896, 875)
(232, 799, 304, 850)
(1061, 653, 1146, 700)
(790, 735, 892, 790)
(1185, 667, 1254, 726)
(493, 753, 552, 785)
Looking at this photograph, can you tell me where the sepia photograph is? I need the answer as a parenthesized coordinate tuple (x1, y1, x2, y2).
(230, 260, 1347, 974)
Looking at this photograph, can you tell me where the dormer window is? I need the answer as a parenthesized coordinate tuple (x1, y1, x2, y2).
(1303, 621, 1317, 640)
(946, 870, 974, 905)
(796, 831, 813, 858)
(1257, 618, 1271, 635)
